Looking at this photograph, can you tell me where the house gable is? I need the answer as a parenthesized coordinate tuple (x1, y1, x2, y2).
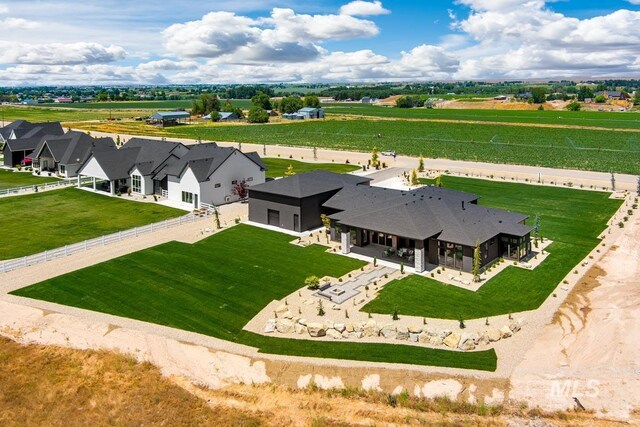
(78, 156, 109, 180)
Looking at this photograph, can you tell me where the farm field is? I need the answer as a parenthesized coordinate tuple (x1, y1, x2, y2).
(37, 99, 254, 110)
(0, 169, 59, 190)
(0, 106, 147, 122)
(362, 176, 622, 320)
(263, 158, 360, 178)
(323, 104, 640, 129)
(13, 224, 497, 371)
(68, 118, 640, 174)
(0, 188, 183, 260)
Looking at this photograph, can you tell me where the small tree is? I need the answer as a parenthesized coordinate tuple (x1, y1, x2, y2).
(116, 135, 121, 146)
(213, 205, 221, 229)
(305, 275, 320, 290)
(392, 305, 399, 321)
(418, 155, 425, 173)
(232, 179, 249, 200)
(303, 95, 321, 108)
(410, 169, 419, 186)
(611, 173, 616, 191)
(370, 146, 380, 169)
(435, 175, 443, 187)
(317, 299, 325, 316)
(566, 101, 581, 111)
(533, 214, 541, 248)
(472, 240, 481, 283)
(284, 164, 295, 176)
(247, 106, 269, 123)
(320, 213, 331, 231)
(313, 146, 318, 161)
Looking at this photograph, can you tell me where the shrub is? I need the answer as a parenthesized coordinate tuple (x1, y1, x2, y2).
(373, 257, 377, 267)
(317, 300, 325, 316)
(400, 263, 404, 274)
(305, 275, 320, 290)
(392, 307, 399, 321)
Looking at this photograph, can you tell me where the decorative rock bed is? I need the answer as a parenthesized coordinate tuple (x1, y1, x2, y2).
(263, 313, 525, 351)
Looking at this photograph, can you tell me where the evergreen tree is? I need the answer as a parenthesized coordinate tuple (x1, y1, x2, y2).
(418, 155, 425, 173)
(472, 241, 481, 283)
(370, 146, 380, 169)
(410, 169, 419, 186)
(285, 164, 295, 176)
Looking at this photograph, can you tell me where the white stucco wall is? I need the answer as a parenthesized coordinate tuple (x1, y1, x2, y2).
(78, 156, 109, 180)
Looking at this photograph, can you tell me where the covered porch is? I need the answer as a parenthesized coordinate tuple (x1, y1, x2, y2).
(77, 174, 129, 196)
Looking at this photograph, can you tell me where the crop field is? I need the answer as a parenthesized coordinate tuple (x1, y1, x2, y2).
(0, 106, 146, 122)
(13, 224, 497, 371)
(324, 104, 640, 129)
(161, 119, 640, 174)
(37, 99, 254, 110)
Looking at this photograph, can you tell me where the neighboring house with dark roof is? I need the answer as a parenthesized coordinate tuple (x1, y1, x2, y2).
(594, 91, 629, 101)
(77, 138, 266, 208)
(28, 131, 116, 177)
(248, 170, 372, 232)
(248, 171, 532, 273)
(1, 121, 64, 167)
(202, 112, 239, 121)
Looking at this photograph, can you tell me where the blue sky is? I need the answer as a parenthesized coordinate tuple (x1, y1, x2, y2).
(0, 0, 638, 85)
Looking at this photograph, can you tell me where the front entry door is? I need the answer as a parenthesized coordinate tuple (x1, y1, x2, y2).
(293, 214, 300, 232)
(194, 194, 199, 209)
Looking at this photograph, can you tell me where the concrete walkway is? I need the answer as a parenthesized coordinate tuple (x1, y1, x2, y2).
(316, 266, 395, 304)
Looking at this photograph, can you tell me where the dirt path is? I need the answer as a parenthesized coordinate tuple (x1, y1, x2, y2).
(510, 205, 640, 419)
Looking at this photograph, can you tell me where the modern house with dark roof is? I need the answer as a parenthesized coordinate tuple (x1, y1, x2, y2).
(77, 138, 266, 208)
(248, 171, 532, 273)
(1, 121, 64, 167)
(27, 131, 116, 177)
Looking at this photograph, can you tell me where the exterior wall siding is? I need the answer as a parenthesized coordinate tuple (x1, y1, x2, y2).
(78, 157, 109, 180)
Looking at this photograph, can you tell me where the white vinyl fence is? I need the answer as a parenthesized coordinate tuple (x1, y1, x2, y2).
(0, 213, 209, 273)
(0, 179, 76, 197)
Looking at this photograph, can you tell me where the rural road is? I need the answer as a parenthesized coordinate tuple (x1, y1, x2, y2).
(85, 129, 639, 192)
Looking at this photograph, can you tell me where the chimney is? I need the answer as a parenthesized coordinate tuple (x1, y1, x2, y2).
(462, 201, 465, 210)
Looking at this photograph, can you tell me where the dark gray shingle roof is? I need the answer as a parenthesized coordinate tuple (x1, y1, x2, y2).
(249, 170, 371, 198)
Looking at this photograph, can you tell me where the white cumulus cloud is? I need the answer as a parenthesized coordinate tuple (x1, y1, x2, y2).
(339, 1, 390, 16)
(0, 42, 126, 65)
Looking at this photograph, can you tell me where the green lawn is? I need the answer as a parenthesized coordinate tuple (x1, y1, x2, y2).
(12, 224, 497, 371)
(0, 169, 59, 190)
(263, 158, 360, 178)
(362, 177, 622, 320)
(0, 188, 183, 260)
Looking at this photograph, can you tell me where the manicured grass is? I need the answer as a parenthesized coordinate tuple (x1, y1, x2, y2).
(263, 158, 360, 178)
(12, 224, 497, 371)
(0, 169, 59, 190)
(0, 106, 150, 122)
(0, 188, 183, 260)
(362, 177, 622, 320)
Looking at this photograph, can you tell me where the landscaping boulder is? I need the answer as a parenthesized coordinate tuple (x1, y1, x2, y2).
(409, 333, 420, 342)
(324, 320, 334, 330)
(458, 333, 477, 351)
(395, 326, 410, 340)
(408, 325, 423, 334)
(276, 319, 294, 334)
(334, 323, 346, 333)
(477, 332, 490, 346)
(418, 332, 431, 343)
(298, 318, 307, 326)
(429, 336, 443, 346)
(307, 322, 326, 337)
(443, 333, 461, 348)
(349, 331, 364, 339)
(353, 322, 364, 333)
(363, 320, 379, 337)
(486, 329, 501, 342)
(342, 331, 350, 339)
(326, 329, 343, 340)
(345, 323, 355, 333)
(294, 323, 307, 335)
(439, 329, 452, 339)
(499, 325, 513, 338)
(508, 321, 521, 333)
(275, 304, 288, 316)
(282, 311, 293, 319)
(380, 324, 397, 339)
(264, 319, 276, 333)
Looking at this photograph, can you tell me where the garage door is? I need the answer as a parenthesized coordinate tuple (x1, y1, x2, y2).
(267, 209, 280, 226)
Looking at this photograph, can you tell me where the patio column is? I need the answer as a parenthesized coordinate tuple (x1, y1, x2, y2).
(110, 180, 115, 196)
(77, 174, 81, 188)
(414, 239, 426, 273)
(341, 226, 350, 254)
(92, 177, 96, 191)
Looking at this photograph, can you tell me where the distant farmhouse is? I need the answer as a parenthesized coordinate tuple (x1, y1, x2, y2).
(1, 120, 65, 167)
(148, 111, 190, 127)
(54, 97, 73, 103)
(594, 91, 630, 101)
(77, 138, 266, 208)
(202, 111, 240, 122)
(283, 107, 325, 120)
(249, 171, 532, 273)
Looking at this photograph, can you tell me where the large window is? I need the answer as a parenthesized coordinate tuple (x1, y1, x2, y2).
(181, 191, 194, 204)
(438, 241, 464, 270)
(131, 175, 141, 193)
